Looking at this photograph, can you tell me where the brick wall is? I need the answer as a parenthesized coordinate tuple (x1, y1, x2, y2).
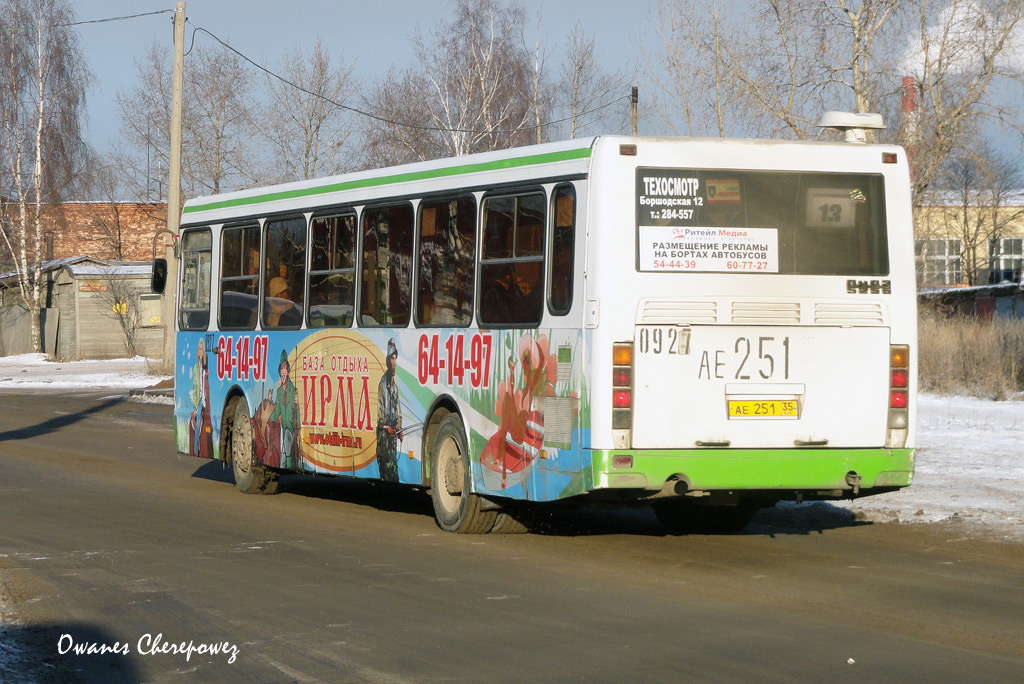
(32, 202, 169, 261)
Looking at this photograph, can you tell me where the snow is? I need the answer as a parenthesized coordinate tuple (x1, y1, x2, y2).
(0, 355, 168, 391)
(832, 393, 1024, 540)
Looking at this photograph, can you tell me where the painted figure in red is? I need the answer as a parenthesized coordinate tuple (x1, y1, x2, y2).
(480, 333, 557, 489)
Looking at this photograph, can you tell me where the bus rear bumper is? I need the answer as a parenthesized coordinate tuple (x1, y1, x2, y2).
(590, 448, 914, 494)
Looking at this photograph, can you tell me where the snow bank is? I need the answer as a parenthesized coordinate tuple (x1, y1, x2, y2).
(0, 355, 167, 391)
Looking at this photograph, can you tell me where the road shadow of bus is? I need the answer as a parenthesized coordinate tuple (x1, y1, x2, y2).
(188, 461, 436, 517)
(189, 459, 235, 484)
(281, 475, 436, 517)
(188, 461, 870, 537)
(0, 621, 142, 684)
(744, 502, 873, 537)
(522, 501, 872, 538)
(0, 396, 126, 443)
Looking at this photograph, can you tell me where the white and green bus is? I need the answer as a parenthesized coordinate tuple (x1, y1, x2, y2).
(166, 122, 916, 533)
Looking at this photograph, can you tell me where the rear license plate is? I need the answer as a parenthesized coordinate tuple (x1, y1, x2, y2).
(727, 399, 798, 419)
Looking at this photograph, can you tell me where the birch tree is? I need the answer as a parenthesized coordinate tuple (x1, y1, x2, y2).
(261, 40, 358, 181)
(647, 0, 1024, 210)
(360, 0, 541, 166)
(646, 0, 906, 139)
(559, 22, 631, 138)
(901, 0, 1024, 209)
(0, 0, 89, 353)
(644, 1, 747, 137)
(117, 43, 262, 203)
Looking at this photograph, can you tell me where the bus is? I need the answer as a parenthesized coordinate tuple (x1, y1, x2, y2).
(163, 124, 916, 534)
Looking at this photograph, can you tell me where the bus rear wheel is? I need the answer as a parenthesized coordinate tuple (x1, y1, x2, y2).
(230, 399, 279, 495)
(430, 415, 496, 534)
(654, 500, 757, 535)
(490, 504, 531, 534)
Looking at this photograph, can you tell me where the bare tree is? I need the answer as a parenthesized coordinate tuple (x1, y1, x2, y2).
(84, 162, 129, 259)
(900, 0, 1024, 210)
(360, 0, 542, 167)
(0, 0, 90, 353)
(358, 69, 443, 168)
(647, 0, 908, 139)
(644, 1, 748, 137)
(527, 10, 549, 145)
(559, 22, 631, 138)
(260, 40, 358, 182)
(117, 43, 263, 203)
(646, 0, 1024, 216)
(96, 265, 141, 357)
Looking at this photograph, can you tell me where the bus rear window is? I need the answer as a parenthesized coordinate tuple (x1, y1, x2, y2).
(635, 169, 888, 276)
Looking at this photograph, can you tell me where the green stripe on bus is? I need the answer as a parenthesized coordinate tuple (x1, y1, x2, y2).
(182, 146, 593, 215)
(591, 448, 914, 491)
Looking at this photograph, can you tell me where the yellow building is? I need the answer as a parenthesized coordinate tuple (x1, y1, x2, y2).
(914, 193, 1024, 288)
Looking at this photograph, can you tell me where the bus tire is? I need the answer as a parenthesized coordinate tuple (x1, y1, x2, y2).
(490, 505, 530, 534)
(654, 500, 757, 535)
(231, 399, 279, 495)
(430, 415, 496, 534)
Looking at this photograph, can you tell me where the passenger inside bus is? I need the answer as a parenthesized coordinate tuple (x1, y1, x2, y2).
(265, 276, 301, 327)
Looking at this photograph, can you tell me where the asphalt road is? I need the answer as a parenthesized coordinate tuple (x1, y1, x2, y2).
(0, 390, 1021, 684)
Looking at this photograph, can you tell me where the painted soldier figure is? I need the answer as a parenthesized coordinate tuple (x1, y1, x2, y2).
(376, 338, 403, 482)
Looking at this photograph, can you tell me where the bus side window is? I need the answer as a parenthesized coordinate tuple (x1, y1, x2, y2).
(548, 185, 575, 315)
(220, 223, 260, 330)
(416, 196, 475, 326)
(179, 229, 212, 331)
(308, 212, 356, 328)
(262, 216, 307, 329)
(360, 204, 414, 327)
(479, 191, 545, 327)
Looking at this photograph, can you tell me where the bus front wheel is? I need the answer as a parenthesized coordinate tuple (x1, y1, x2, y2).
(230, 399, 279, 495)
(429, 415, 496, 534)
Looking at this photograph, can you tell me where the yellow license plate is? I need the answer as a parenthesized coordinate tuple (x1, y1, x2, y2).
(728, 399, 798, 418)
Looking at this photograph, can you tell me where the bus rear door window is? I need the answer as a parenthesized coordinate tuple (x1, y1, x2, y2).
(548, 185, 575, 315)
(480, 191, 545, 326)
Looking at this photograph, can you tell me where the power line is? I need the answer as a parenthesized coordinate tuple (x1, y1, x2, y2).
(186, 22, 630, 137)
(0, 9, 174, 33)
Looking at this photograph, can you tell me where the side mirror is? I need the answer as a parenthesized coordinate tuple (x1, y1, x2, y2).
(151, 258, 168, 294)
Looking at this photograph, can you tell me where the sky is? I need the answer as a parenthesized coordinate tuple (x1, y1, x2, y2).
(64, 0, 1024, 180)
(73, 0, 647, 155)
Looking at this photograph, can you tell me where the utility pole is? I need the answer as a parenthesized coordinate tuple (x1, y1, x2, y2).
(161, 1, 185, 369)
(631, 86, 638, 136)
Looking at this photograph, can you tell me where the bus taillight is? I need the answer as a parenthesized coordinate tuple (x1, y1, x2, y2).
(890, 390, 908, 409)
(612, 343, 632, 366)
(888, 345, 910, 433)
(612, 342, 633, 430)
